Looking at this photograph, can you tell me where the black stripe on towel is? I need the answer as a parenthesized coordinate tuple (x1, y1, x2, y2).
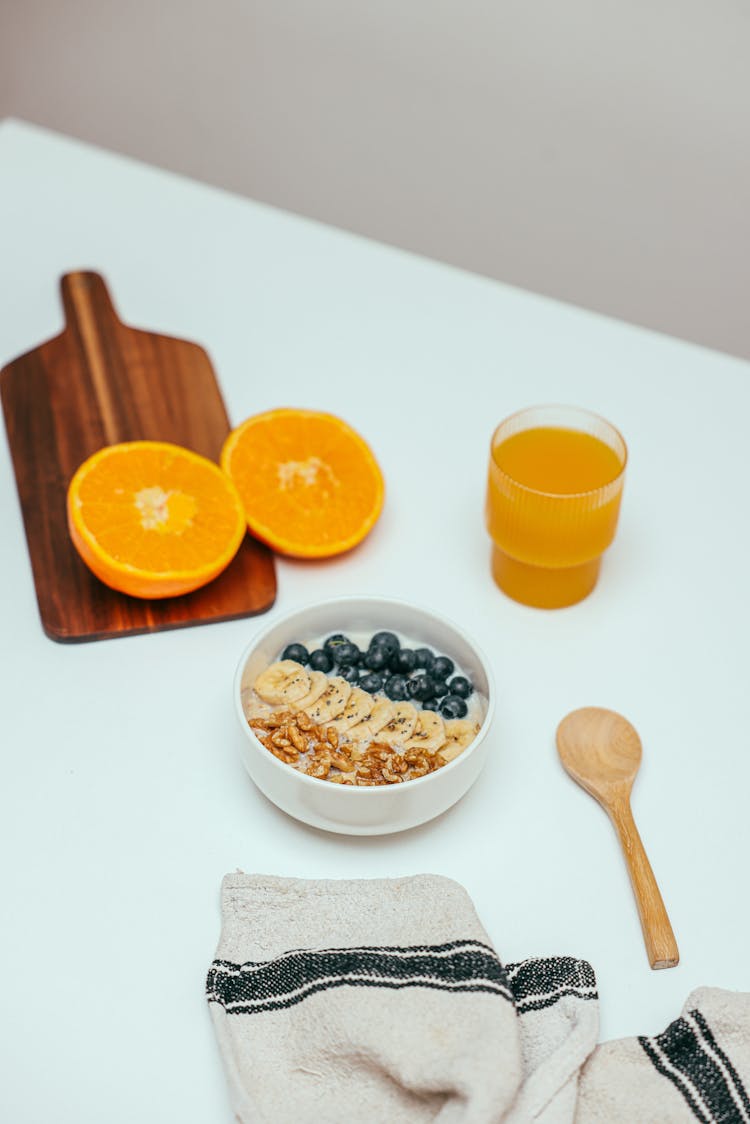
(505, 957, 598, 1014)
(691, 1010, 750, 1119)
(639, 1035, 711, 1123)
(211, 937, 499, 970)
(207, 941, 513, 1015)
(209, 976, 511, 1016)
(639, 1008, 750, 1123)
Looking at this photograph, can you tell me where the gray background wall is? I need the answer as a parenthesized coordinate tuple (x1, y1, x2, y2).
(3, 0, 749, 359)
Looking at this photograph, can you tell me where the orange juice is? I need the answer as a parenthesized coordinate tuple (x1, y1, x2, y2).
(485, 410, 627, 608)
(492, 427, 623, 496)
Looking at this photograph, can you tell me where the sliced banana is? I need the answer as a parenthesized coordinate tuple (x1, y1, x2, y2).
(443, 719, 480, 749)
(292, 670, 329, 712)
(329, 687, 374, 733)
(404, 710, 446, 752)
(347, 697, 396, 742)
(437, 719, 481, 764)
(307, 676, 352, 723)
(377, 701, 418, 746)
(437, 742, 465, 765)
(254, 660, 310, 705)
(366, 697, 397, 737)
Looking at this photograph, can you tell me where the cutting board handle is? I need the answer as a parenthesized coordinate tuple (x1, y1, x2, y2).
(61, 271, 121, 329)
(60, 271, 124, 444)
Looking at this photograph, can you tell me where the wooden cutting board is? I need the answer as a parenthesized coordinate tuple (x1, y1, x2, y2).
(1, 271, 277, 642)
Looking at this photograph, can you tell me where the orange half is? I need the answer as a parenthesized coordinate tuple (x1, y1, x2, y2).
(221, 408, 385, 558)
(67, 441, 246, 598)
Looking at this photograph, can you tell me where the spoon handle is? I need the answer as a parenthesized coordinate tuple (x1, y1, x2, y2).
(609, 797, 679, 969)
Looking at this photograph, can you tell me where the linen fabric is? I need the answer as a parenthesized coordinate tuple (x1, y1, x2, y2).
(206, 874, 750, 1123)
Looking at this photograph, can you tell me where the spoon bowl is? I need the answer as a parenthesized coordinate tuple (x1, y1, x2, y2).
(556, 707, 679, 970)
(557, 706, 642, 799)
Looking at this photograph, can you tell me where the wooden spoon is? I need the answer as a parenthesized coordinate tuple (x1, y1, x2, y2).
(556, 707, 679, 970)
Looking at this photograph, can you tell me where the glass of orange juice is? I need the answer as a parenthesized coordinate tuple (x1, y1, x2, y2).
(485, 405, 627, 608)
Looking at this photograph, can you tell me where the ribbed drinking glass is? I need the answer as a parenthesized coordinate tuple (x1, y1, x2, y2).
(485, 405, 627, 608)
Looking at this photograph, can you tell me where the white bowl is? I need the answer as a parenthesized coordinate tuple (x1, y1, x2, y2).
(233, 596, 496, 835)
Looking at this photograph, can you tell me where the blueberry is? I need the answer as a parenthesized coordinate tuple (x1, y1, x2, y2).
(440, 695, 468, 719)
(430, 679, 449, 699)
(413, 647, 436, 672)
(422, 698, 441, 712)
(324, 633, 350, 654)
(370, 631, 400, 658)
(333, 641, 360, 666)
(309, 648, 333, 673)
(359, 672, 384, 693)
(432, 656, 455, 680)
(449, 676, 473, 699)
(407, 674, 435, 702)
(390, 648, 417, 674)
(384, 674, 410, 701)
(281, 642, 309, 664)
(364, 646, 390, 672)
(340, 664, 360, 685)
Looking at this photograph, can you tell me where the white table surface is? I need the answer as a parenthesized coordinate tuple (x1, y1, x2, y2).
(2, 117, 750, 1122)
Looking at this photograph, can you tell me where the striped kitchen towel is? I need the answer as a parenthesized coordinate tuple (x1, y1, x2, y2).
(206, 874, 750, 1123)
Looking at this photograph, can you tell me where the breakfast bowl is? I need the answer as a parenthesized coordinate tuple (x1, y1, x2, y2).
(233, 596, 496, 835)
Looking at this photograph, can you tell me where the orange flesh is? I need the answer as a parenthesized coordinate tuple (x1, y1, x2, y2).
(67, 442, 246, 598)
(222, 409, 384, 558)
